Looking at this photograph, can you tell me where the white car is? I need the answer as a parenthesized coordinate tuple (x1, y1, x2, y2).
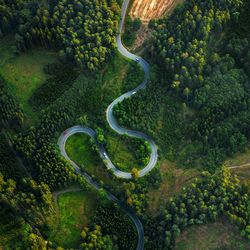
(132, 91, 136, 95)
(103, 152, 108, 159)
(135, 58, 140, 62)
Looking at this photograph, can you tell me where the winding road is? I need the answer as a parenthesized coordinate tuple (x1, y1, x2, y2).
(58, 0, 157, 249)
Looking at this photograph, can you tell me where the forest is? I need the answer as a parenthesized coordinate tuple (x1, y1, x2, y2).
(0, 0, 250, 249)
(114, 0, 250, 170)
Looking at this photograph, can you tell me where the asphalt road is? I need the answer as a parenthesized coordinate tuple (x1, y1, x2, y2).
(58, 125, 144, 250)
(57, 0, 159, 248)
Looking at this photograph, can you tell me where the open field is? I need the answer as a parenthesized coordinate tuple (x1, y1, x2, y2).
(147, 160, 200, 213)
(225, 148, 250, 181)
(65, 133, 100, 172)
(0, 35, 57, 125)
(130, 0, 184, 22)
(65, 133, 118, 187)
(49, 190, 99, 248)
(175, 218, 250, 250)
(106, 133, 147, 172)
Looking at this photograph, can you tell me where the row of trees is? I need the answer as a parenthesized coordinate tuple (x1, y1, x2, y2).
(29, 62, 79, 110)
(144, 168, 250, 249)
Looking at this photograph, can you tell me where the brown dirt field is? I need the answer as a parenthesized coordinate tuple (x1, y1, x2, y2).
(130, 0, 183, 23)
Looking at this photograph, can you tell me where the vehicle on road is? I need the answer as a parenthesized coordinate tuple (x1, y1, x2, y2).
(132, 91, 136, 95)
(103, 152, 108, 159)
(63, 131, 67, 135)
(135, 58, 140, 62)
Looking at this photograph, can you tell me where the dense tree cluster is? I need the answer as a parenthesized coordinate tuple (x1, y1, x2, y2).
(123, 16, 141, 46)
(152, 0, 250, 162)
(0, 76, 23, 128)
(14, 130, 77, 189)
(114, 0, 250, 169)
(80, 225, 113, 250)
(29, 62, 79, 110)
(14, 0, 120, 70)
(153, 0, 243, 96)
(124, 167, 161, 214)
(144, 168, 250, 249)
(0, 0, 31, 36)
(0, 172, 55, 248)
(92, 203, 137, 250)
(0, 132, 26, 180)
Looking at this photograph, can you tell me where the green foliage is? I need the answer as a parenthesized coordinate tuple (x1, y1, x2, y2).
(124, 167, 161, 214)
(115, 0, 250, 169)
(123, 16, 142, 47)
(29, 62, 79, 110)
(50, 190, 99, 248)
(14, 130, 77, 189)
(96, 127, 106, 145)
(106, 133, 151, 172)
(80, 225, 113, 250)
(0, 132, 26, 180)
(0, 76, 24, 128)
(92, 203, 137, 250)
(144, 168, 250, 249)
(15, 0, 121, 70)
(0, 172, 55, 248)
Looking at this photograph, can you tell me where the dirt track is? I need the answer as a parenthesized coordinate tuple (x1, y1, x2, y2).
(130, 0, 178, 22)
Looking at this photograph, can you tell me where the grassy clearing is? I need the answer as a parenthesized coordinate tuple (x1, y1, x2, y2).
(225, 148, 250, 167)
(231, 166, 250, 182)
(147, 160, 200, 214)
(106, 133, 144, 172)
(65, 133, 99, 170)
(175, 218, 250, 250)
(0, 35, 57, 125)
(65, 133, 115, 185)
(225, 148, 250, 182)
(50, 190, 99, 248)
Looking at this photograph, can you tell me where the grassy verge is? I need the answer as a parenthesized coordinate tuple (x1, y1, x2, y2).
(0, 35, 57, 125)
(175, 218, 249, 250)
(49, 190, 99, 248)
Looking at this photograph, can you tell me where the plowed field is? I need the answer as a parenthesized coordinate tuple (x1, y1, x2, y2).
(130, 0, 179, 22)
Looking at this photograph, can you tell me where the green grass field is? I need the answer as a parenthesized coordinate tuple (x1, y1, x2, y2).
(0, 35, 57, 125)
(50, 190, 99, 248)
(65, 133, 99, 170)
(106, 133, 146, 172)
(175, 218, 249, 250)
(65, 133, 114, 184)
